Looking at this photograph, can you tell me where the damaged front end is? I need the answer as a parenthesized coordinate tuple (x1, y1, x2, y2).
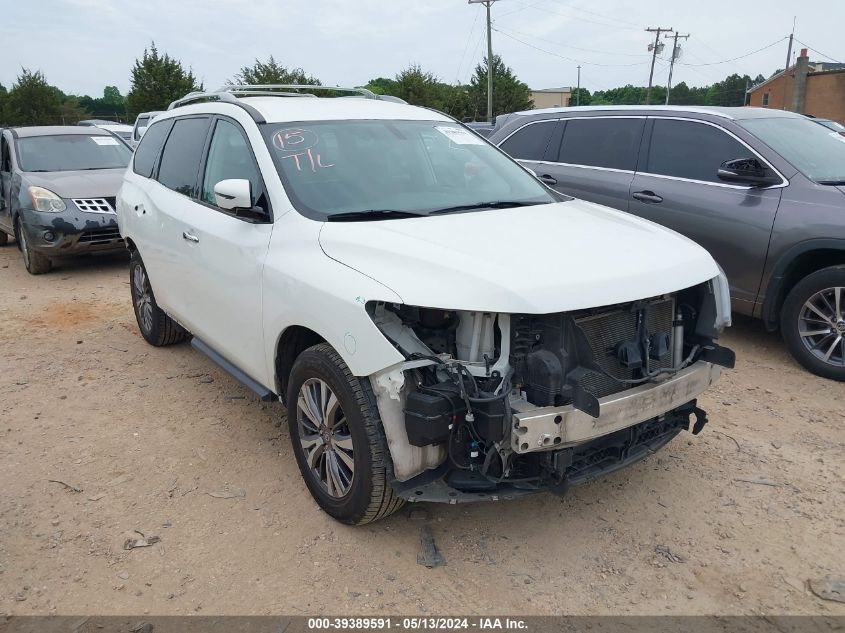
(368, 275, 735, 504)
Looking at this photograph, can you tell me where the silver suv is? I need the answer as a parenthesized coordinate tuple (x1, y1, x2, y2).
(490, 106, 845, 381)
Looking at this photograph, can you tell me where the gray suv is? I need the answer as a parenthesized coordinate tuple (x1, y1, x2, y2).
(0, 126, 131, 274)
(489, 106, 845, 381)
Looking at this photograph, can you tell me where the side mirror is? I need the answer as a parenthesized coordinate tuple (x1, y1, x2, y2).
(717, 158, 781, 187)
(214, 179, 252, 211)
(213, 179, 268, 221)
(137, 126, 148, 139)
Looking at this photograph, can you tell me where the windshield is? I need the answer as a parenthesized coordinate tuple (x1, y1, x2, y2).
(739, 117, 845, 184)
(16, 134, 132, 172)
(260, 120, 555, 219)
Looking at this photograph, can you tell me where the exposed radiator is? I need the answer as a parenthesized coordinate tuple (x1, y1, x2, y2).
(574, 297, 675, 399)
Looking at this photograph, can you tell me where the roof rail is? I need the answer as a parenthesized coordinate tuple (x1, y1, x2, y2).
(224, 84, 381, 99)
(167, 85, 405, 123)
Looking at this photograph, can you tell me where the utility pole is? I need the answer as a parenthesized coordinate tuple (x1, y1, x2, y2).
(469, 0, 499, 123)
(782, 17, 796, 110)
(664, 32, 689, 105)
(576, 65, 581, 106)
(785, 16, 796, 73)
(784, 33, 794, 74)
(645, 26, 673, 105)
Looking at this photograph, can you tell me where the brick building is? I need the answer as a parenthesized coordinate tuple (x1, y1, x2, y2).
(748, 49, 845, 123)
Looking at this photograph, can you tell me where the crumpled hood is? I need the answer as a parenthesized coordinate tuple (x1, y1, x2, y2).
(319, 201, 720, 314)
(23, 168, 125, 199)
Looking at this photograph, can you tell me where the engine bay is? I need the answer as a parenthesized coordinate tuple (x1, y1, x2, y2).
(368, 280, 734, 498)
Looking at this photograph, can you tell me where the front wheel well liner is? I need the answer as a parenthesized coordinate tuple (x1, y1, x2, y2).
(275, 326, 326, 404)
(763, 244, 845, 329)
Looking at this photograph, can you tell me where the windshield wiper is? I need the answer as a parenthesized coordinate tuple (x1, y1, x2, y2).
(818, 180, 845, 186)
(428, 200, 544, 215)
(326, 209, 428, 222)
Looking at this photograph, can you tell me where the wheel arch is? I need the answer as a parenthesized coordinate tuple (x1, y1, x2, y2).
(123, 236, 138, 253)
(762, 239, 845, 330)
(274, 325, 327, 405)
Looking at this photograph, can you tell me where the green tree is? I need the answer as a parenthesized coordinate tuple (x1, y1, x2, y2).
(667, 81, 691, 104)
(706, 73, 751, 107)
(569, 88, 591, 106)
(393, 64, 443, 109)
(468, 55, 531, 119)
(5, 69, 64, 125)
(0, 83, 7, 124)
(232, 56, 321, 86)
(77, 85, 127, 120)
(364, 77, 399, 96)
(365, 73, 472, 120)
(126, 43, 201, 119)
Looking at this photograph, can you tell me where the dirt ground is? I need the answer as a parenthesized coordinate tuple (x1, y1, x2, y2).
(0, 244, 843, 617)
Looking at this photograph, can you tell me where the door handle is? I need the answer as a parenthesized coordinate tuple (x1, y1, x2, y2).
(538, 174, 558, 186)
(632, 191, 663, 204)
(182, 231, 200, 243)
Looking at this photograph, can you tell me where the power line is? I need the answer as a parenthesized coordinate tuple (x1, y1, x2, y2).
(495, 0, 547, 19)
(794, 39, 842, 64)
(675, 37, 787, 67)
(504, 0, 641, 32)
(540, 0, 642, 30)
(491, 24, 651, 58)
(454, 9, 481, 83)
(491, 26, 649, 67)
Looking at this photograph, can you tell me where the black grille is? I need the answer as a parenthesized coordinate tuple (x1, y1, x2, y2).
(575, 297, 675, 399)
(104, 197, 117, 210)
(78, 227, 123, 245)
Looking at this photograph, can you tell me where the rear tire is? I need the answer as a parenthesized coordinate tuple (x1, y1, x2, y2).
(16, 217, 51, 274)
(286, 343, 404, 525)
(780, 265, 845, 381)
(129, 250, 187, 346)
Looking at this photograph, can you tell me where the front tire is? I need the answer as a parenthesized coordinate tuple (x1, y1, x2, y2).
(129, 250, 187, 346)
(16, 217, 51, 274)
(781, 265, 845, 381)
(286, 343, 404, 525)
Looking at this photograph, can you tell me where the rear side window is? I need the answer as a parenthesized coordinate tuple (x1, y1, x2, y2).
(156, 117, 210, 197)
(133, 120, 172, 178)
(500, 120, 556, 161)
(557, 118, 644, 171)
(645, 119, 754, 183)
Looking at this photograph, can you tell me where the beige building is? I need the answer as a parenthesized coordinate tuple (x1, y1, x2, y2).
(530, 87, 572, 109)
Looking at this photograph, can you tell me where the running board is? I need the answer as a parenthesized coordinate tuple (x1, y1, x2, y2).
(190, 337, 275, 402)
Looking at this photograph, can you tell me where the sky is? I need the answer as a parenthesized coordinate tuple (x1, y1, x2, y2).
(2, 0, 843, 98)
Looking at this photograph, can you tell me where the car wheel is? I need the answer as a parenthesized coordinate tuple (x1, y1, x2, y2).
(781, 265, 845, 381)
(286, 343, 404, 525)
(16, 217, 51, 274)
(129, 250, 187, 346)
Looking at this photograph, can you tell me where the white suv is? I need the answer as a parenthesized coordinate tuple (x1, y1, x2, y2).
(116, 85, 735, 525)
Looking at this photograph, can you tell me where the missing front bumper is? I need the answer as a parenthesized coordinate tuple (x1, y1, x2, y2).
(393, 406, 698, 503)
(511, 360, 722, 454)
